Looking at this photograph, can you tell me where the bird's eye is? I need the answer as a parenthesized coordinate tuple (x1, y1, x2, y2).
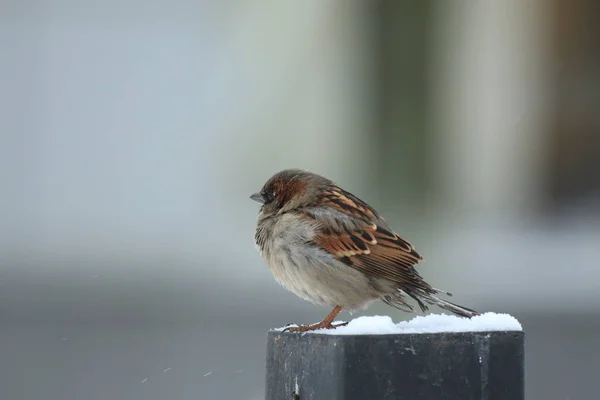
(262, 190, 275, 204)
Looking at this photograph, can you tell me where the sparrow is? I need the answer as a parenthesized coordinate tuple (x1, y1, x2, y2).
(251, 169, 478, 333)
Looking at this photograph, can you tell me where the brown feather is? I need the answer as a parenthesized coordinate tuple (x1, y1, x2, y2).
(315, 226, 426, 287)
(319, 188, 378, 220)
(306, 184, 427, 288)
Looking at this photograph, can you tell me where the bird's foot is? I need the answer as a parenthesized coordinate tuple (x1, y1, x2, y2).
(283, 321, 348, 333)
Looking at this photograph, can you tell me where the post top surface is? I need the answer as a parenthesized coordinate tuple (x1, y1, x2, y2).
(271, 312, 522, 336)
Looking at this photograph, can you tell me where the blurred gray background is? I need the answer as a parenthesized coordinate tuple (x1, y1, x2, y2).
(1, 1, 599, 399)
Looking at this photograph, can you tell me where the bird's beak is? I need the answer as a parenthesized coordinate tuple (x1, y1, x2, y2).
(250, 192, 264, 204)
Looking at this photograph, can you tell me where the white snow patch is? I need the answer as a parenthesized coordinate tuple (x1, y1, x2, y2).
(275, 312, 522, 335)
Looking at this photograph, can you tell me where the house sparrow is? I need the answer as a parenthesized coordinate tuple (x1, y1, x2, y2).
(251, 169, 478, 333)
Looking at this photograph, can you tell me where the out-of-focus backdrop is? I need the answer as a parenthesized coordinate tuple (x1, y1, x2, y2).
(1, 1, 599, 399)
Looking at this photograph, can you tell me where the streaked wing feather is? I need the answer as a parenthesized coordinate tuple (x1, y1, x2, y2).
(319, 187, 379, 221)
(315, 225, 423, 284)
(308, 185, 425, 286)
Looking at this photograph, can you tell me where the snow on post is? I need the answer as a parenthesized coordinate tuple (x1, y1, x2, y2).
(265, 312, 524, 400)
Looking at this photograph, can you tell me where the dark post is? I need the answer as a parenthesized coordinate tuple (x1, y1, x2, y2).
(266, 330, 524, 400)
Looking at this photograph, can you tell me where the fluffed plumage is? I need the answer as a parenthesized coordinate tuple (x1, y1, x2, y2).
(251, 169, 478, 332)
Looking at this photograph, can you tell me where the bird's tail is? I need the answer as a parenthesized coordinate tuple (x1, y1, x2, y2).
(428, 296, 479, 318)
(391, 286, 479, 318)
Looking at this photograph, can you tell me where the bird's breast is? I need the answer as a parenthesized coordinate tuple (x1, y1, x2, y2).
(254, 214, 380, 309)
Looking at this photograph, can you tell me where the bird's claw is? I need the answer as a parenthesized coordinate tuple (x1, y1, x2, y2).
(283, 321, 348, 333)
(281, 323, 298, 333)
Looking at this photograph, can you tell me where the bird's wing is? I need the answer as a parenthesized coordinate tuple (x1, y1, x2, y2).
(307, 186, 425, 286)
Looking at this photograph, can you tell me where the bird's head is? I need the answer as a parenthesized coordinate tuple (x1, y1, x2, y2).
(250, 169, 330, 217)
